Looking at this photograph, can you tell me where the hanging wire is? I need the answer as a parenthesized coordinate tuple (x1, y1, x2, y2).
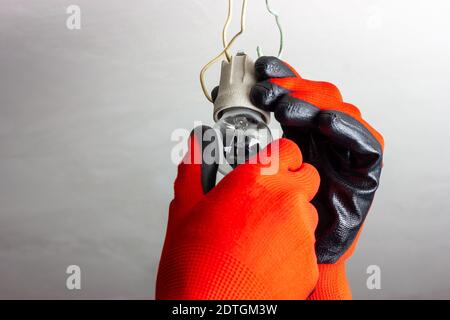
(222, 0, 233, 62)
(257, 0, 284, 58)
(200, 0, 285, 102)
(200, 0, 248, 102)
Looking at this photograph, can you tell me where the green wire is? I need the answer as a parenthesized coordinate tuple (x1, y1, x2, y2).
(257, 0, 284, 58)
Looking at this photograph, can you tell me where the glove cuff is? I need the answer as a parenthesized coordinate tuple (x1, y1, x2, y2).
(308, 263, 352, 300)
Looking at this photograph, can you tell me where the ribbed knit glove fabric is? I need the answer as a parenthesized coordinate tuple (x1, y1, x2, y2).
(156, 127, 320, 299)
(250, 57, 384, 300)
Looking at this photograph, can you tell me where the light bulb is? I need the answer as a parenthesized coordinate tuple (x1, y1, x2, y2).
(214, 108, 272, 175)
(212, 52, 272, 176)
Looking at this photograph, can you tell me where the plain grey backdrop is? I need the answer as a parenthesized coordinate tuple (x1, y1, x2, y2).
(1, 0, 449, 299)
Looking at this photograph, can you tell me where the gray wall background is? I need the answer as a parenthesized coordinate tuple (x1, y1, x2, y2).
(1, 0, 449, 299)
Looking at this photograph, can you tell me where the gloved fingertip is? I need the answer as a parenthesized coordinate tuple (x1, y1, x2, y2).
(250, 80, 288, 111)
(277, 138, 304, 171)
(254, 138, 302, 173)
(182, 127, 203, 166)
(293, 163, 320, 201)
(211, 86, 219, 103)
(173, 132, 204, 211)
(274, 95, 321, 128)
(177, 126, 219, 197)
(254, 56, 297, 80)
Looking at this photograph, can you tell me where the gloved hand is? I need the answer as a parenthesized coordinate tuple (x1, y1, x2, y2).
(156, 126, 320, 299)
(249, 56, 384, 299)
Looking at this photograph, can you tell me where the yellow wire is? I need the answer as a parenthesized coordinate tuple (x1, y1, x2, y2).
(222, 0, 233, 62)
(200, 0, 247, 103)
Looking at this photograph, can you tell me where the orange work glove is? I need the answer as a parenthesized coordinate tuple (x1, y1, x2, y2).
(156, 126, 320, 299)
(250, 57, 384, 300)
